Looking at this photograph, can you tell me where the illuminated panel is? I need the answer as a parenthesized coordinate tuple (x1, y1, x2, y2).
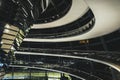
(0, 0, 34, 63)
(0, 24, 26, 62)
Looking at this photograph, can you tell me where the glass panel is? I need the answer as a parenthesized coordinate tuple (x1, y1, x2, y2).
(48, 78, 60, 80)
(19, 30, 25, 37)
(47, 72, 61, 78)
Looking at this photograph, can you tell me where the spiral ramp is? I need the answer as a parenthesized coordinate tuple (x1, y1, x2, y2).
(1, 0, 120, 80)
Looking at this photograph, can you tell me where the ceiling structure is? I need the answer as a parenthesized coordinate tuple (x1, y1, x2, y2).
(0, 0, 120, 80)
(24, 0, 120, 42)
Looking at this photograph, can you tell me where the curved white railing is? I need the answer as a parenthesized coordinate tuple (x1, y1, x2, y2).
(15, 51, 120, 72)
